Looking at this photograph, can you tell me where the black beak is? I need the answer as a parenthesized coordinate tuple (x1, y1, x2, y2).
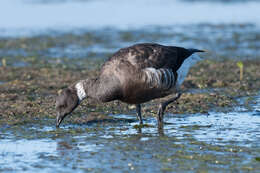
(56, 112, 64, 128)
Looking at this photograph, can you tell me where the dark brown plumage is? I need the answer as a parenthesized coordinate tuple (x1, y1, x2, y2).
(55, 43, 205, 130)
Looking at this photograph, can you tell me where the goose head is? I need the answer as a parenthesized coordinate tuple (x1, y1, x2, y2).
(55, 88, 79, 127)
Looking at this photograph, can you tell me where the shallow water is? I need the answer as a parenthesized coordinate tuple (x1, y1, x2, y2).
(1, 95, 260, 172)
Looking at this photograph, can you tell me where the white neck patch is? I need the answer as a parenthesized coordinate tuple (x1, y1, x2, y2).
(75, 82, 86, 101)
(177, 54, 202, 87)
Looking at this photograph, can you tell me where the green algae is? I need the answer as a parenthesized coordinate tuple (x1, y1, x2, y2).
(180, 125, 212, 130)
(133, 124, 154, 129)
(255, 157, 260, 162)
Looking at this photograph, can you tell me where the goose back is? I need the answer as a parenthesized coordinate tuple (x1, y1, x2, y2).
(101, 43, 192, 72)
(97, 43, 193, 104)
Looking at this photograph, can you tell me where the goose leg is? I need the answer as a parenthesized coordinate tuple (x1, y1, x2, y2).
(136, 104, 143, 124)
(157, 93, 182, 129)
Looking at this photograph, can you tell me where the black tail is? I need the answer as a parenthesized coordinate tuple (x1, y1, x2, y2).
(188, 48, 206, 54)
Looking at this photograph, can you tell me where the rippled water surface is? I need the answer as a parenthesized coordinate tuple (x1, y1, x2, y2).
(1, 95, 260, 172)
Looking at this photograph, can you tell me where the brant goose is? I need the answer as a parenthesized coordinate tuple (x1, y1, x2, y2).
(55, 43, 205, 129)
